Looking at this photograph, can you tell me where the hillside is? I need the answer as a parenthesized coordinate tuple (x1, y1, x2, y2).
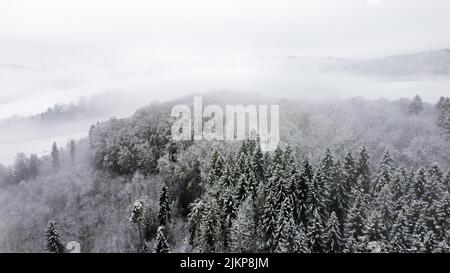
(1, 92, 450, 253)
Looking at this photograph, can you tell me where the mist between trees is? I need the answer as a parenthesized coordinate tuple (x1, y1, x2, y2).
(0, 92, 450, 253)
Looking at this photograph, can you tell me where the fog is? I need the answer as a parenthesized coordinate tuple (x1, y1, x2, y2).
(1, 0, 450, 164)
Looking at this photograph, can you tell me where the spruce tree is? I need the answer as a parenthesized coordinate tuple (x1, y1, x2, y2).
(284, 145, 303, 223)
(28, 154, 39, 179)
(365, 210, 386, 245)
(341, 151, 357, 210)
(409, 94, 424, 115)
(199, 193, 221, 252)
(297, 157, 313, 225)
(307, 208, 324, 253)
(389, 210, 409, 253)
(69, 139, 76, 166)
(208, 150, 223, 186)
(261, 146, 284, 252)
(155, 226, 170, 253)
(329, 159, 347, 228)
(51, 142, 60, 171)
(46, 221, 64, 253)
(230, 197, 256, 253)
(344, 188, 367, 245)
(373, 150, 395, 195)
(130, 199, 145, 253)
(323, 212, 343, 253)
(412, 168, 427, 200)
(356, 146, 371, 195)
(158, 185, 171, 226)
(187, 199, 204, 248)
(274, 197, 297, 253)
(306, 164, 328, 222)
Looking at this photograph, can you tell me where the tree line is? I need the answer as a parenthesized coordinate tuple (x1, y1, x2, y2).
(187, 140, 450, 253)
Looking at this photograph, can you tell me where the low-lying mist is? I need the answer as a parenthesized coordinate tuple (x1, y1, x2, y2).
(1, 57, 450, 165)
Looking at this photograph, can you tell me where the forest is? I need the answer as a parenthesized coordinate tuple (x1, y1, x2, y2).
(1, 92, 450, 253)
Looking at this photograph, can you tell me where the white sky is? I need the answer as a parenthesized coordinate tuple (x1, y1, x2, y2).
(1, 0, 450, 64)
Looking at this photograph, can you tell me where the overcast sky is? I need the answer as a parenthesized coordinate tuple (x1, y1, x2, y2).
(1, 0, 450, 64)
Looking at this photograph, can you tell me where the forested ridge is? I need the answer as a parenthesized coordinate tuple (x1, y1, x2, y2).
(1, 93, 450, 253)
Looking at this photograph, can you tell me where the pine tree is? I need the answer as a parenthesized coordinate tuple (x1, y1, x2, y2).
(329, 159, 347, 228)
(28, 154, 39, 179)
(444, 171, 450, 194)
(187, 199, 204, 248)
(284, 145, 303, 223)
(158, 185, 171, 226)
(323, 212, 343, 253)
(412, 167, 427, 200)
(208, 150, 223, 186)
(365, 210, 386, 245)
(130, 199, 146, 253)
(373, 150, 395, 195)
(155, 226, 169, 253)
(436, 97, 449, 128)
(356, 146, 371, 195)
(389, 210, 409, 253)
(69, 139, 76, 166)
(405, 199, 427, 252)
(51, 142, 60, 171)
(306, 164, 328, 222)
(307, 208, 324, 253)
(199, 193, 221, 252)
(274, 197, 298, 253)
(341, 151, 357, 209)
(218, 162, 237, 251)
(409, 94, 424, 115)
(230, 197, 256, 253)
(261, 146, 284, 252)
(344, 188, 367, 244)
(297, 157, 313, 225)
(375, 183, 394, 232)
(424, 164, 445, 235)
(46, 221, 64, 253)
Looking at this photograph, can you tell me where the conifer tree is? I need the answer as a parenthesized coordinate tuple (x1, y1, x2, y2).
(274, 197, 298, 253)
(306, 164, 328, 221)
(356, 146, 371, 194)
(373, 150, 395, 195)
(375, 184, 394, 232)
(28, 154, 39, 179)
(208, 150, 223, 186)
(187, 199, 204, 248)
(200, 193, 221, 252)
(344, 188, 367, 244)
(365, 210, 386, 244)
(155, 226, 169, 253)
(46, 221, 64, 253)
(412, 168, 427, 200)
(341, 151, 357, 209)
(284, 145, 303, 223)
(323, 212, 343, 253)
(329, 159, 347, 228)
(307, 208, 324, 253)
(158, 185, 171, 226)
(130, 199, 146, 252)
(297, 157, 313, 224)
(389, 210, 409, 252)
(230, 197, 256, 253)
(51, 142, 60, 171)
(261, 146, 284, 252)
(409, 94, 424, 115)
(69, 139, 76, 166)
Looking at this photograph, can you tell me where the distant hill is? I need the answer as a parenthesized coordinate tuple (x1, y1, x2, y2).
(281, 49, 450, 78)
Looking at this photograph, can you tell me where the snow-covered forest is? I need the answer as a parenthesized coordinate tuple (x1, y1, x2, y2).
(1, 92, 450, 253)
